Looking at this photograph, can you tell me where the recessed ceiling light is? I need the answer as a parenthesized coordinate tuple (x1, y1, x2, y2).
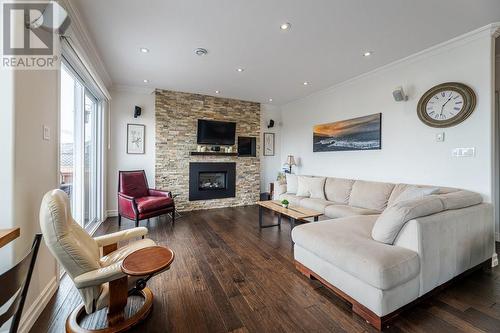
(215, 90, 220, 94)
(237, 68, 244, 72)
(143, 79, 149, 83)
(363, 51, 373, 57)
(194, 48, 208, 56)
(140, 47, 149, 53)
(269, 98, 273, 102)
(280, 22, 291, 30)
(303, 81, 309, 86)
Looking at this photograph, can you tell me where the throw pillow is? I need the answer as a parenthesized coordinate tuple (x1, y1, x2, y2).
(296, 176, 326, 199)
(296, 176, 311, 197)
(371, 196, 444, 244)
(285, 173, 298, 194)
(391, 186, 439, 206)
(308, 177, 326, 200)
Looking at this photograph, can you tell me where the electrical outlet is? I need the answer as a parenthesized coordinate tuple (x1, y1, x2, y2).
(43, 125, 50, 141)
(452, 147, 475, 157)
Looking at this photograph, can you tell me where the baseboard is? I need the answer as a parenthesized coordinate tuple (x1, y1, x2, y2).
(107, 209, 118, 217)
(18, 276, 59, 333)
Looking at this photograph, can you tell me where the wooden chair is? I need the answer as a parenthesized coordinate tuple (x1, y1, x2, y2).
(0, 234, 42, 333)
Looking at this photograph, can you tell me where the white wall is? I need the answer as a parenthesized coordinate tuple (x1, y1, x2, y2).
(279, 29, 496, 203)
(260, 104, 282, 192)
(107, 88, 155, 214)
(0, 69, 60, 333)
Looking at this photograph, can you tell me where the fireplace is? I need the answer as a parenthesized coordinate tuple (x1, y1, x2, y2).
(189, 162, 236, 201)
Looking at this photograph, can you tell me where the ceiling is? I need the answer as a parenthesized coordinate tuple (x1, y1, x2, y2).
(72, 0, 500, 105)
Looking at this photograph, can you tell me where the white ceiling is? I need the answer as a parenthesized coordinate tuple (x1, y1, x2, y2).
(72, 0, 500, 105)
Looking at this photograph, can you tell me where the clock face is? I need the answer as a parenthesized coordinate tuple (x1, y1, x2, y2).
(425, 90, 464, 122)
(417, 82, 476, 128)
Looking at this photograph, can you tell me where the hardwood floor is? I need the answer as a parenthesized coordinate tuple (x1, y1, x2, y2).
(32, 205, 500, 333)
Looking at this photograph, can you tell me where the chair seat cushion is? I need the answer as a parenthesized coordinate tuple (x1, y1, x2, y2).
(299, 198, 334, 214)
(291, 216, 420, 290)
(136, 196, 174, 213)
(324, 204, 380, 218)
(99, 238, 156, 267)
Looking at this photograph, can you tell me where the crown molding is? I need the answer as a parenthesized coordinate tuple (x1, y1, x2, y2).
(58, 0, 112, 89)
(491, 22, 500, 38)
(284, 22, 500, 107)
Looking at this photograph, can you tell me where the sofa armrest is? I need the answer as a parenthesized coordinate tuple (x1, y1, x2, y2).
(394, 203, 494, 296)
(94, 227, 148, 247)
(73, 262, 126, 288)
(149, 189, 172, 198)
(273, 181, 287, 200)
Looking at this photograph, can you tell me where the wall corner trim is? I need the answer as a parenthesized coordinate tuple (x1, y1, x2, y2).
(18, 276, 58, 333)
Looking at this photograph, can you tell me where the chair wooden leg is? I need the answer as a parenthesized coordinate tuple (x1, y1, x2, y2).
(118, 215, 121, 227)
(171, 210, 175, 225)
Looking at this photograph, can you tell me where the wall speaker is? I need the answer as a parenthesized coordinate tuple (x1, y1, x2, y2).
(134, 106, 142, 118)
(392, 87, 408, 102)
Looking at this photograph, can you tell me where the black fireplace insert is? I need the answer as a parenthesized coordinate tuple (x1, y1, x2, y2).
(189, 162, 236, 201)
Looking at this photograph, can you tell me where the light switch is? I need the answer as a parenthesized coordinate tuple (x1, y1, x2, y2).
(435, 132, 445, 142)
(43, 125, 50, 141)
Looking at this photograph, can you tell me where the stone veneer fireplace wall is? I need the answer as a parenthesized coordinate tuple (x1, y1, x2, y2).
(155, 89, 261, 211)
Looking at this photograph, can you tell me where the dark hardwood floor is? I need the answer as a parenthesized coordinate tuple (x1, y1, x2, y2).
(32, 205, 500, 333)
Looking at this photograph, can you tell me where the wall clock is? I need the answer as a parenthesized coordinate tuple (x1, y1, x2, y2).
(417, 82, 476, 128)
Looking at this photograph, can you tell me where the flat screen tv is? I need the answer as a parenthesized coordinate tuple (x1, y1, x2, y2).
(197, 119, 236, 145)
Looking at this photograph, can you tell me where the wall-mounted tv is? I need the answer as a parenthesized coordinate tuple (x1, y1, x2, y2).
(197, 119, 236, 145)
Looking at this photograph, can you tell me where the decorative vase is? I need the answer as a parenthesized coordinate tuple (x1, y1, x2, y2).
(282, 204, 288, 208)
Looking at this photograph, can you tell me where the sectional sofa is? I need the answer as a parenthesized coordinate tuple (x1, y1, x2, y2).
(273, 175, 495, 330)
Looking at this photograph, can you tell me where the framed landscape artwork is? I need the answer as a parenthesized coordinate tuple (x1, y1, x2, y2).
(127, 124, 145, 154)
(313, 113, 381, 152)
(263, 132, 275, 156)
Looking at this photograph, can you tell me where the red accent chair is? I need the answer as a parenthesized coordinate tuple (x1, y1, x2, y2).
(118, 170, 175, 228)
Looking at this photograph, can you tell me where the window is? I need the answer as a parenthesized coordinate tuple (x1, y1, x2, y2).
(59, 62, 103, 228)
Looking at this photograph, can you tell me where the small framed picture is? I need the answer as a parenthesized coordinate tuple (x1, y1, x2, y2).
(127, 124, 145, 154)
(263, 132, 275, 156)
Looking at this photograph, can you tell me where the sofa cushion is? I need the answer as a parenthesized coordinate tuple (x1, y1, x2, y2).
(349, 180, 394, 211)
(296, 176, 326, 199)
(300, 198, 333, 214)
(325, 178, 355, 204)
(437, 190, 482, 210)
(136, 196, 174, 213)
(324, 204, 380, 218)
(390, 185, 439, 206)
(291, 216, 420, 290)
(285, 173, 298, 194)
(372, 196, 444, 244)
(278, 193, 307, 206)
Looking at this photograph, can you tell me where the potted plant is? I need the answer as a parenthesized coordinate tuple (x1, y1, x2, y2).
(281, 199, 289, 208)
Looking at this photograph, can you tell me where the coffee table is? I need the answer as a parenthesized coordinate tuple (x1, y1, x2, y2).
(257, 200, 322, 231)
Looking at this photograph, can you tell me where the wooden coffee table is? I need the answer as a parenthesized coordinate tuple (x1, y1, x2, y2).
(257, 200, 322, 231)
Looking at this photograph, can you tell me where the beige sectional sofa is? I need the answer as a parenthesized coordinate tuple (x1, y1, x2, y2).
(273, 175, 495, 330)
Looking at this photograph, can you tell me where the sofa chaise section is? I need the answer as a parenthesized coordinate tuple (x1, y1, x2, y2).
(291, 186, 494, 330)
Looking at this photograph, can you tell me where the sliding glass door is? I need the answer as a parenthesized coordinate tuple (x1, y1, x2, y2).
(59, 62, 101, 228)
(84, 92, 98, 226)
